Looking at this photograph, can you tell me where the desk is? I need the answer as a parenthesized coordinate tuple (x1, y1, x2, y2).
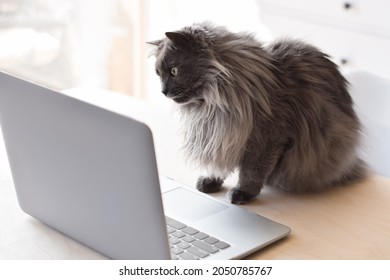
(1, 88, 389, 259)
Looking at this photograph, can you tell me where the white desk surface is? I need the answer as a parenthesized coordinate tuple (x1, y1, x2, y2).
(1, 87, 390, 259)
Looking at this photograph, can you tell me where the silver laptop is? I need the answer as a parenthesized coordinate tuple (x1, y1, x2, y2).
(0, 70, 290, 260)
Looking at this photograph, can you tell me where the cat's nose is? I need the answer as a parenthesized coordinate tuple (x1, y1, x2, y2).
(162, 85, 169, 96)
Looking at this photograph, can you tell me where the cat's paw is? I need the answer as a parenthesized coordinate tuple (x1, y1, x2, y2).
(228, 187, 257, 205)
(196, 176, 223, 193)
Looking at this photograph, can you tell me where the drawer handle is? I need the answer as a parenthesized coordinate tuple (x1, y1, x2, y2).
(340, 58, 349, 65)
(343, 2, 352, 10)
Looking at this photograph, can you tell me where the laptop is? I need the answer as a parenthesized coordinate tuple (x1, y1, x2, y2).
(0, 70, 290, 260)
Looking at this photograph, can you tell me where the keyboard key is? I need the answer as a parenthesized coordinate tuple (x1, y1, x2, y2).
(204, 236, 219, 244)
(166, 217, 186, 230)
(187, 247, 209, 258)
(193, 240, 219, 254)
(177, 242, 191, 249)
(167, 227, 176, 234)
(194, 232, 209, 240)
(182, 227, 199, 235)
(214, 241, 230, 249)
(172, 231, 186, 238)
(169, 237, 181, 245)
(171, 247, 184, 255)
(179, 252, 200, 260)
(183, 236, 196, 243)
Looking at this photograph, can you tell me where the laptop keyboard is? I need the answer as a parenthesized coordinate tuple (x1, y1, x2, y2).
(166, 216, 231, 260)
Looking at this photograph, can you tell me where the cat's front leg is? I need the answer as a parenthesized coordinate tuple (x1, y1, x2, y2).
(228, 145, 282, 204)
(196, 176, 224, 193)
(228, 168, 264, 204)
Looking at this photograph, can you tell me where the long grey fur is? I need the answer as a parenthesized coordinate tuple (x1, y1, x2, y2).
(149, 22, 367, 204)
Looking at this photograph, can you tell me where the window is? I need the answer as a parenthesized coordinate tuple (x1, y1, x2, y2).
(0, 0, 269, 102)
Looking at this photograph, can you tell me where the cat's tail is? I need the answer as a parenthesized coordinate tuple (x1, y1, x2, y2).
(269, 158, 368, 193)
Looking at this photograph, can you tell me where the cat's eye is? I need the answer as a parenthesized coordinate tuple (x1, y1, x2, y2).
(170, 67, 178, 77)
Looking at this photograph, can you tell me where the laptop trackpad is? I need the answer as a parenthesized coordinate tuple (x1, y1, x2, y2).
(162, 188, 228, 222)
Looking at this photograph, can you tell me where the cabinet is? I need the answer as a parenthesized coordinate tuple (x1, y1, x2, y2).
(256, 0, 390, 79)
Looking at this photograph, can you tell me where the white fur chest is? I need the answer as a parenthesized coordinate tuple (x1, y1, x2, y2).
(180, 104, 251, 178)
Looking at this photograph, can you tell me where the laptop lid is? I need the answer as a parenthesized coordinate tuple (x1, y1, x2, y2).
(0, 70, 170, 259)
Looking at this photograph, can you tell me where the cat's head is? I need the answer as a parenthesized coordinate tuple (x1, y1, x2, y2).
(148, 24, 226, 105)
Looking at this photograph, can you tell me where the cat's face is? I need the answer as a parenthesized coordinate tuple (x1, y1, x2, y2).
(149, 31, 216, 105)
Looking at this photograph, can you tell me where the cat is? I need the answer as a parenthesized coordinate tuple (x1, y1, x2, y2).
(148, 22, 367, 204)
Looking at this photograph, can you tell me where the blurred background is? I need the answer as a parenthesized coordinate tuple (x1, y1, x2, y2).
(1, 0, 389, 103)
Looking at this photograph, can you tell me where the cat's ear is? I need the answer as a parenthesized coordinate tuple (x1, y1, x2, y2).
(165, 32, 192, 50)
(146, 39, 163, 47)
(146, 39, 163, 57)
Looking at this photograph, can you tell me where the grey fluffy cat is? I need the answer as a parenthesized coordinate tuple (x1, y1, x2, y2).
(149, 22, 367, 204)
